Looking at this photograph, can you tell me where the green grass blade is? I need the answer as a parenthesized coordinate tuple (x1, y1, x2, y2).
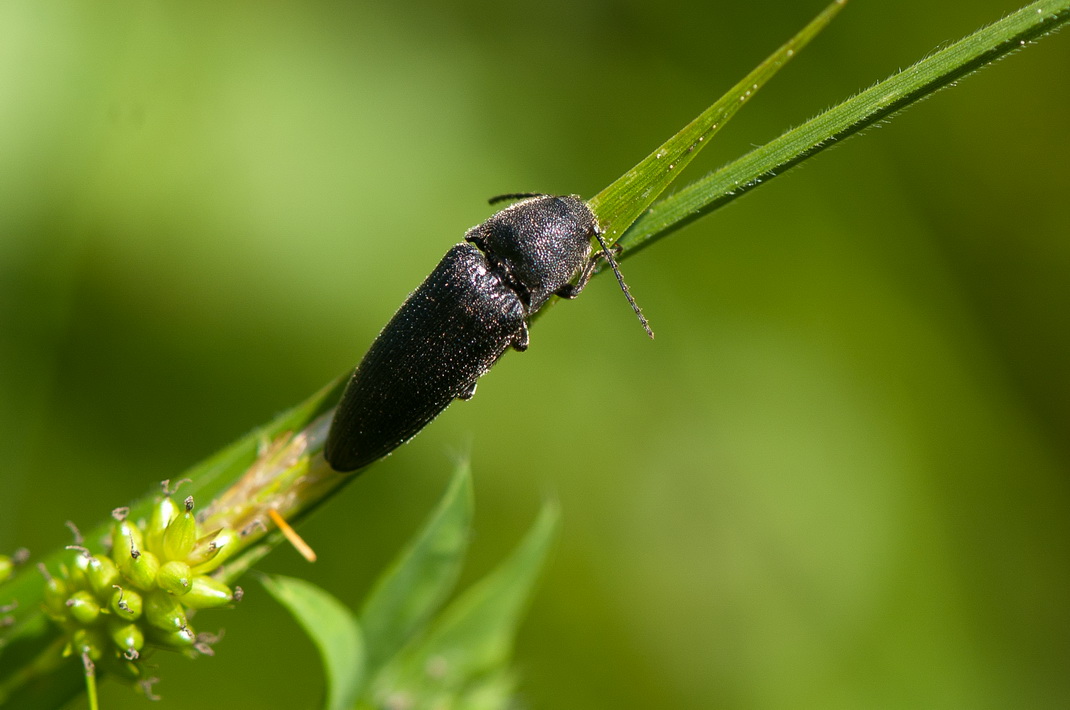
(358, 462, 474, 676)
(588, 0, 849, 244)
(261, 574, 365, 710)
(620, 0, 1070, 255)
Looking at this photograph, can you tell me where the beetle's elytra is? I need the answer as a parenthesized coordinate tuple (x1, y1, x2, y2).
(324, 194, 649, 473)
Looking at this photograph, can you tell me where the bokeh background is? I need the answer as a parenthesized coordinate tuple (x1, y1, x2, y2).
(2, 0, 1069, 707)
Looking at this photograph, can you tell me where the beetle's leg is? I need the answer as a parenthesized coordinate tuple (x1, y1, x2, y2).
(556, 253, 600, 300)
(458, 380, 478, 400)
(512, 321, 530, 352)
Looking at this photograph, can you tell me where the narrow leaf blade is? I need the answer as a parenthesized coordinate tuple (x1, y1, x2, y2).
(622, 0, 1070, 255)
(261, 574, 365, 710)
(371, 502, 560, 702)
(588, 0, 848, 244)
(358, 461, 474, 674)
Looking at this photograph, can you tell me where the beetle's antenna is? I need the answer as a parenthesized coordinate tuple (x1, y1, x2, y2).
(594, 230, 654, 339)
(488, 192, 547, 205)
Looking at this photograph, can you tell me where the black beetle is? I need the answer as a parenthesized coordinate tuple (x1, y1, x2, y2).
(324, 193, 650, 473)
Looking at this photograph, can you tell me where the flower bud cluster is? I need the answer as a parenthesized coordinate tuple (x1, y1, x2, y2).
(43, 494, 240, 680)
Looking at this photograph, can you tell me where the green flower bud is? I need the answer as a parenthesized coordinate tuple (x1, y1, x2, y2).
(65, 590, 101, 625)
(118, 549, 160, 592)
(84, 555, 120, 600)
(161, 497, 198, 562)
(109, 587, 143, 621)
(65, 556, 90, 592)
(43, 576, 71, 619)
(183, 575, 234, 609)
(145, 495, 180, 555)
(0, 555, 13, 584)
(148, 624, 197, 650)
(186, 527, 238, 572)
(156, 560, 192, 596)
(69, 627, 108, 661)
(107, 617, 145, 656)
(144, 589, 188, 632)
(111, 518, 145, 565)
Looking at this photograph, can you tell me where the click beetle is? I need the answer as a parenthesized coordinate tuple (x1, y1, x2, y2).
(324, 193, 651, 473)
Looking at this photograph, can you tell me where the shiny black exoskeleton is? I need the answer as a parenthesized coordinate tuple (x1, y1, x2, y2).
(325, 193, 648, 473)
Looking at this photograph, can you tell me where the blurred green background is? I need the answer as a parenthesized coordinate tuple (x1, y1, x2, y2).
(2, 0, 1068, 707)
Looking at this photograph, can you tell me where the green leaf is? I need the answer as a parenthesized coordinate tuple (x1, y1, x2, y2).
(261, 574, 364, 710)
(588, 0, 848, 245)
(359, 462, 474, 675)
(620, 0, 1070, 257)
(369, 502, 560, 706)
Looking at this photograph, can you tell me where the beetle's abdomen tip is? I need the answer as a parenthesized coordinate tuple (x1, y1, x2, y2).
(323, 442, 363, 474)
